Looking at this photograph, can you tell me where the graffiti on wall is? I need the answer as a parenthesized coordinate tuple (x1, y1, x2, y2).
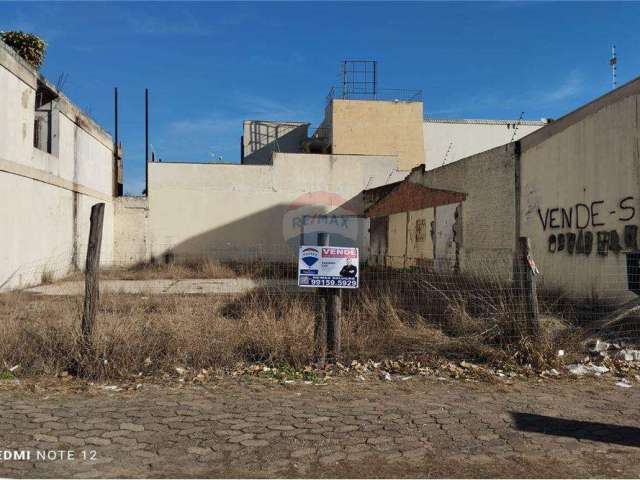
(537, 196, 637, 256)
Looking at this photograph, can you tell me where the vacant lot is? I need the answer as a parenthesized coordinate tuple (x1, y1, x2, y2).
(0, 376, 638, 478)
(1, 261, 594, 380)
(1, 263, 638, 477)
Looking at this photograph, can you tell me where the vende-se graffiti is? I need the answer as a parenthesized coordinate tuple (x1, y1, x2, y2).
(537, 196, 638, 256)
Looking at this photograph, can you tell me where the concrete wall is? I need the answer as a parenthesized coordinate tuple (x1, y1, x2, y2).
(242, 120, 308, 165)
(423, 118, 544, 171)
(412, 143, 519, 280)
(387, 212, 408, 268)
(147, 152, 399, 263)
(0, 40, 114, 291)
(113, 197, 149, 266)
(433, 203, 459, 271)
(406, 208, 435, 265)
(372, 208, 435, 268)
(329, 99, 425, 171)
(519, 82, 640, 300)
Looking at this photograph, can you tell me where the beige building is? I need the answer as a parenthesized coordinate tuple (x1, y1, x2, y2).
(324, 99, 425, 170)
(122, 95, 425, 266)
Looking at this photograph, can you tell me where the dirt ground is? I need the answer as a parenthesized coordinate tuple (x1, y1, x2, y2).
(0, 376, 638, 478)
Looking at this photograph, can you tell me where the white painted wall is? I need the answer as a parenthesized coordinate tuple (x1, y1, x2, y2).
(147, 153, 401, 263)
(423, 119, 544, 171)
(0, 40, 114, 291)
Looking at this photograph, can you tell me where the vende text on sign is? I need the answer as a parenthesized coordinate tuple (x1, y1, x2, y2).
(298, 246, 359, 289)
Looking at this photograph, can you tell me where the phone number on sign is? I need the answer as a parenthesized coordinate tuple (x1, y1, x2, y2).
(309, 278, 357, 287)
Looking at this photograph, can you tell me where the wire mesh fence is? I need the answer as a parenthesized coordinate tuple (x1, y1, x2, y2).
(2, 241, 640, 378)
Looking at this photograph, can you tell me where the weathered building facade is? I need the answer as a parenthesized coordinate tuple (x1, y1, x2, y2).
(0, 40, 116, 291)
(368, 76, 640, 301)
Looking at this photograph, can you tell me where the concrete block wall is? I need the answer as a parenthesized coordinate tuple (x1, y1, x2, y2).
(113, 197, 150, 266)
(412, 143, 519, 281)
(0, 40, 115, 291)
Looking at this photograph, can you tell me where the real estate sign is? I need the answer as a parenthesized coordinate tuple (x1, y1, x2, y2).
(298, 246, 359, 288)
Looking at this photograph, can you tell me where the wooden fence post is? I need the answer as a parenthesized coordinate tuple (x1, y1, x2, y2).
(327, 289, 342, 362)
(518, 236, 540, 336)
(82, 203, 105, 340)
(314, 291, 328, 367)
(314, 232, 344, 365)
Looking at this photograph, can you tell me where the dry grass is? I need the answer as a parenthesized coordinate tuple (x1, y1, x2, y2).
(0, 272, 583, 380)
(1, 261, 593, 379)
(63, 258, 297, 282)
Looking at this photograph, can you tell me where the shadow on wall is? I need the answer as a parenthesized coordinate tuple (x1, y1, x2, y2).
(242, 123, 309, 165)
(154, 198, 369, 265)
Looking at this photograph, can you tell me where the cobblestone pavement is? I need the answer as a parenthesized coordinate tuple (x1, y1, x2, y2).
(0, 377, 638, 478)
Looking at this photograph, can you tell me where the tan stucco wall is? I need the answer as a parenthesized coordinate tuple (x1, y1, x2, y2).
(0, 40, 114, 291)
(386, 213, 407, 268)
(406, 208, 435, 264)
(520, 92, 640, 300)
(147, 153, 399, 263)
(329, 99, 425, 170)
(382, 208, 435, 268)
(423, 120, 543, 171)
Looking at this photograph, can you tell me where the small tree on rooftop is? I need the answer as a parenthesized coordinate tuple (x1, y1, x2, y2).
(0, 30, 47, 69)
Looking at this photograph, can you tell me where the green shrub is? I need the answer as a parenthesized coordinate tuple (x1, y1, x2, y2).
(0, 30, 47, 69)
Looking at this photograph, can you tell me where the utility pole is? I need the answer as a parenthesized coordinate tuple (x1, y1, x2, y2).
(145, 88, 149, 196)
(610, 44, 617, 90)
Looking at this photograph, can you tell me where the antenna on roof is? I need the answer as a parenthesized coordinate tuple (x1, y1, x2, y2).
(510, 112, 524, 143)
(442, 142, 453, 166)
(341, 60, 377, 99)
(610, 44, 617, 90)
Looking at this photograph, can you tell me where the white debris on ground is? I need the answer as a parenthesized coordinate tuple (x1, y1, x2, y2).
(588, 338, 640, 361)
(567, 364, 609, 376)
(5, 340, 639, 392)
(615, 379, 632, 388)
(616, 349, 640, 361)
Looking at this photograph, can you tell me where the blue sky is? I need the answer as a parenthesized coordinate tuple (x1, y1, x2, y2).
(3, 2, 640, 194)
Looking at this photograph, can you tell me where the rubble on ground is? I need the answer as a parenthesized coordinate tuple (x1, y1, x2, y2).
(2, 339, 639, 391)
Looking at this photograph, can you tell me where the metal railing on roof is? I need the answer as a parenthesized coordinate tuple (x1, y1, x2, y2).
(326, 86, 423, 105)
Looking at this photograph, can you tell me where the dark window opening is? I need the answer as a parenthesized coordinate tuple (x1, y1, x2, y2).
(33, 81, 58, 154)
(626, 252, 640, 295)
